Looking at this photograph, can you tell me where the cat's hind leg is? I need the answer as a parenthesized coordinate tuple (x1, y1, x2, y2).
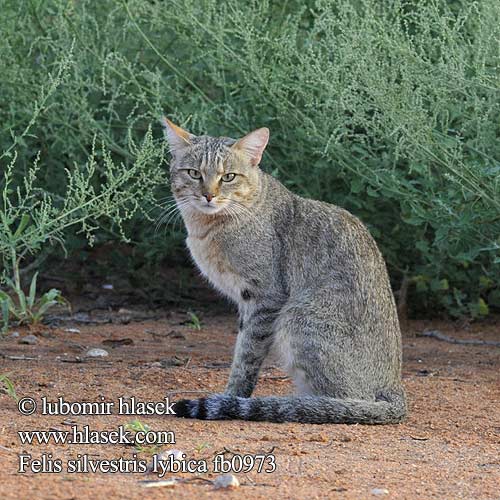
(273, 293, 391, 401)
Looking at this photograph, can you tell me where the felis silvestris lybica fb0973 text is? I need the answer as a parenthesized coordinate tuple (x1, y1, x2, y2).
(163, 118, 407, 424)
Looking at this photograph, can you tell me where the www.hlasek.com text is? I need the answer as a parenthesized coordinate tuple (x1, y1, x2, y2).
(18, 424, 175, 446)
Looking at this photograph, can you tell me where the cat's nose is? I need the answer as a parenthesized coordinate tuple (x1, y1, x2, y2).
(203, 192, 214, 203)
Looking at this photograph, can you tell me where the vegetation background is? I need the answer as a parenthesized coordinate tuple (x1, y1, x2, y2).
(1, 0, 499, 321)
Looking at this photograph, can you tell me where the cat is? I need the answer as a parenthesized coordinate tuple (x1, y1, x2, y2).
(163, 117, 407, 424)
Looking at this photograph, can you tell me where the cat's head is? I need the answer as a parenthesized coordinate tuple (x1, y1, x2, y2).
(163, 118, 269, 215)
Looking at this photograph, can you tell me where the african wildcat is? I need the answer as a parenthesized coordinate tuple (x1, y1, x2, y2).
(164, 118, 406, 424)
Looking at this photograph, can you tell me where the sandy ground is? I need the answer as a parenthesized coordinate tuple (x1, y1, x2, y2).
(0, 311, 499, 499)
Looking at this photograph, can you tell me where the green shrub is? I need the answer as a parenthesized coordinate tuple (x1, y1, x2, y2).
(1, 0, 499, 318)
(0, 44, 166, 330)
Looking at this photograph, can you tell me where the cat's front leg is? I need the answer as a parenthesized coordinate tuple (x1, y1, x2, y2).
(172, 304, 277, 420)
(225, 305, 277, 397)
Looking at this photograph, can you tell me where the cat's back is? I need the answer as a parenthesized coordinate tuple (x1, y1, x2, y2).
(262, 177, 394, 315)
(269, 182, 384, 274)
(271, 179, 401, 346)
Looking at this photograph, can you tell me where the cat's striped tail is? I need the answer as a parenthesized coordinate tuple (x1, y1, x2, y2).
(172, 391, 407, 424)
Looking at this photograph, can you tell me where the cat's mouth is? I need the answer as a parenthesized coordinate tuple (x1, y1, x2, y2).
(177, 195, 230, 216)
(192, 198, 227, 215)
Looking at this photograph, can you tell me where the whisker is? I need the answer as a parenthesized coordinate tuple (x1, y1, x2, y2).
(154, 200, 187, 234)
(155, 198, 193, 234)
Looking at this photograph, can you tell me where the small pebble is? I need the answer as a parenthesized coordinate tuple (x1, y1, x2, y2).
(213, 474, 240, 490)
(9, 331, 20, 338)
(371, 488, 389, 495)
(140, 479, 177, 488)
(18, 334, 38, 345)
(163, 449, 185, 461)
(85, 348, 109, 358)
(308, 433, 328, 442)
(64, 328, 81, 333)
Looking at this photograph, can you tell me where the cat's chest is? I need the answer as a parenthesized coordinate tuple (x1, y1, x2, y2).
(186, 235, 245, 302)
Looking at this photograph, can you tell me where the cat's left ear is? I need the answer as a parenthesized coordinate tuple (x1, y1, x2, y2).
(161, 117, 195, 155)
(232, 128, 269, 167)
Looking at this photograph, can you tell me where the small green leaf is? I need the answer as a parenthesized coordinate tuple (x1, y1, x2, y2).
(33, 301, 58, 321)
(416, 280, 428, 293)
(4, 276, 16, 290)
(28, 271, 39, 309)
(479, 276, 493, 288)
(37, 288, 61, 307)
(0, 290, 13, 304)
(17, 287, 27, 317)
(187, 311, 202, 330)
(1, 300, 10, 333)
(13, 214, 31, 238)
(440, 279, 449, 290)
(477, 298, 489, 316)
(402, 215, 423, 226)
(32, 288, 67, 323)
(430, 278, 449, 291)
(0, 291, 16, 319)
(0, 374, 18, 401)
(415, 240, 429, 253)
(350, 177, 364, 194)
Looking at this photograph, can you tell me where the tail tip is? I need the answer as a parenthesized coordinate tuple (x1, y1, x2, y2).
(172, 399, 193, 418)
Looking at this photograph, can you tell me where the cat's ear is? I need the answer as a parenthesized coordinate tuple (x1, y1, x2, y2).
(161, 117, 194, 154)
(232, 128, 269, 167)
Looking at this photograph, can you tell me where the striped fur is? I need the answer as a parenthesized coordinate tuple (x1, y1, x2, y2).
(172, 393, 406, 424)
(164, 120, 407, 424)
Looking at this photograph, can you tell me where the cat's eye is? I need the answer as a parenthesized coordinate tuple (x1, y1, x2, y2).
(221, 173, 236, 182)
(187, 169, 202, 180)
